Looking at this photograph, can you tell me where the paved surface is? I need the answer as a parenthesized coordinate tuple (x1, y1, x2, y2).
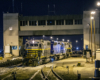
(42, 57, 95, 78)
(0, 57, 95, 79)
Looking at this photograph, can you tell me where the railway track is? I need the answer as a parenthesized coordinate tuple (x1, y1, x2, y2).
(0, 62, 24, 80)
(0, 62, 64, 80)
(28, 65, 62, 80)
(0, 67, 20, 80)
(40, 66, 63, 80)
(8, 63, 23, 68)
(41, 69, 49, 80)
(0, 59, 23, 67)
(51, 68, 63, 80)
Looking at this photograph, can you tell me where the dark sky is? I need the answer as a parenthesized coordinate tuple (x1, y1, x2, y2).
(0, 0, 98, 50)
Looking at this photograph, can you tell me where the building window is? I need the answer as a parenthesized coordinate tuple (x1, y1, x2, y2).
(75, 19, 82, 24)
(29, 21, 36, 26)
(12, 46, 17, 50)
(23, 21, 27, 26)
(20, 21, 27, 26)
(20, 21, 23, 26)
(56, 20, 64, 25)
(19, 46, 21, 50)
(66, 20, 73, 25)
(38, 20, 45, 25)
(47, 20, 55, 25)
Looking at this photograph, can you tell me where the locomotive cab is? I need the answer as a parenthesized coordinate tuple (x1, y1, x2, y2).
(25, 41, 42, 60)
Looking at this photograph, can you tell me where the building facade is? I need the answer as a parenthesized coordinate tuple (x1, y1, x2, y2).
(3, 11, 100, 57)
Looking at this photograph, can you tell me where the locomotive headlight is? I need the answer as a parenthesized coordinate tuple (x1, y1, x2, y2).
(32, 40, 34, 43)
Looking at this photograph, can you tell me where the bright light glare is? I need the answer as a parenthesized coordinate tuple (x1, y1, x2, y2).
(32, 40, 34, 43)
(9, 27, 13, 30)
(76, 47, 79, 50)
(97, 2, 100, 6)
(57, 38, 58, 40)
(91, 17, 94, 19)
(50, 36, 53, 39)
(51, 58, 54, 62)
(67, 40, 69, 42)
(91, 11, 95, 14)
(62, 39, 64, 41)
(76, 40, 78, 43)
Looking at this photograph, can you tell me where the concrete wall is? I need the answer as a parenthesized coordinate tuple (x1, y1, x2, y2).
(3, 13, 19, 57)
(20, 25, 83, 31)
(19, 19, 83, 35)
(19, 29, 83, 36)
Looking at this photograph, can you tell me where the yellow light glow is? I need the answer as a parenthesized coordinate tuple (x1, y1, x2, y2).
(9, 27, 13, 30)
(76, 40, 78, 43)
(91, 17, 94, 19)
(91, 11, 95, 14)
(97, 2, 100, 6)
(50, 36, 53, 39)
(62, 39, 64, 41)
(32, 40, 34, 43)
(67, 40, 69, 42)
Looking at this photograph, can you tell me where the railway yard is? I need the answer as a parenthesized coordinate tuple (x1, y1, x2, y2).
(0, 57, 96, 80)
(1, 0, 100, 79)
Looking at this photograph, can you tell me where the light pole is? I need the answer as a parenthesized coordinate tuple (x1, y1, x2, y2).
(97, 2, 100, 48)
(90, 11, 96, 59)
(93, 19, 96, 58)
(76, 40, 78, 46)
(76, 40, 78, 52)
(87, 23, 91, 49)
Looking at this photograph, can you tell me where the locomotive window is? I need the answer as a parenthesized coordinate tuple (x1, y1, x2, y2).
(39, 44, 42, 48)
(26, 44, 29, 47)
(58, 43, 60, 44)
(34, 44, 38, 46)
(30, 44, 38, 46)
(30, 44, 33, 46)
(12, 46, 17, 50)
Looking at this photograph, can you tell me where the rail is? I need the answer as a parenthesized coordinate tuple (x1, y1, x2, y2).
(29, 70, 40, 80)
(51, 67, 63, 80)
(41, 68, 49, 80)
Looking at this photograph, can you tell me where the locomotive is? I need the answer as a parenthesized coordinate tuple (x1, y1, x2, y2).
(23, 39, 72, 66)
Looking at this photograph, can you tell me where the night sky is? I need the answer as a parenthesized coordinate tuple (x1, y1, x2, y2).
(0, 0, 98, 51)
